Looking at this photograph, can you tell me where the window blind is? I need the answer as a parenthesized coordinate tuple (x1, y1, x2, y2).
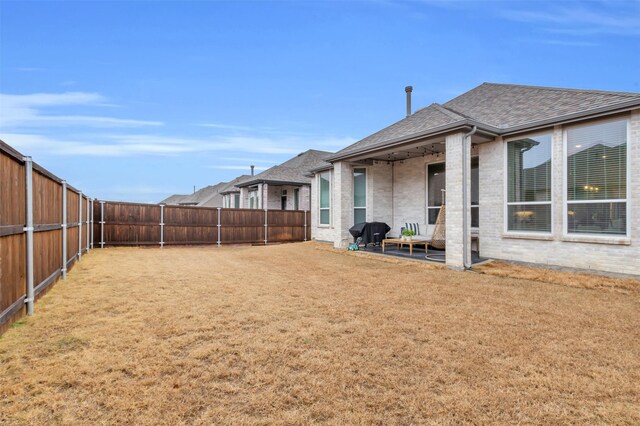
(566, 119, 627, 235)
(506, 134, 552, 232)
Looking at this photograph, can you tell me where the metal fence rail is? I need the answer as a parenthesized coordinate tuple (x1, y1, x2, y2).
(0, 140, 91, 334)
(93, 200, 311, 247)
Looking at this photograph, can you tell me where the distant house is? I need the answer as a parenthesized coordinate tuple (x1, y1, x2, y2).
(159, 194, 188, 205)
(207, 175, 254, 208)
(309, 82, 640, 275)
(235, 149, 332, 210)
(170, 182, 229, 207)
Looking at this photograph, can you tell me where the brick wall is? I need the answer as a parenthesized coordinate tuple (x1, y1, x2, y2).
(480, 110, 640, 275)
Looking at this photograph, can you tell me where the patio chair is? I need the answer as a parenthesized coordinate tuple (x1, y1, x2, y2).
(425, 205, 446, 262)
(400, 223, 429, 241)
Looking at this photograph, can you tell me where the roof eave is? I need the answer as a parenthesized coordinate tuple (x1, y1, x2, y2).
(327, 120, 500, 162)
(236, 179, 310, 188)
(220, 188, 240, 195)
(307, 164, 334, 175)
(499, 99, 640, 137)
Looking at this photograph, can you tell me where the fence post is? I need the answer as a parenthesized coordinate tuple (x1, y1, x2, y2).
(61, 181, 68, 279)
(90, 199, 94, 249)
(24, 156, 35, 315)
(264, 208, 268, 245)
(86, 198, 90, 252)
(216, 207, 221, 247)
(304, 210, 307, 242)
(78, 192, 83, 260)
(159, 204, 164, 248)
(99, 201, 105, 248)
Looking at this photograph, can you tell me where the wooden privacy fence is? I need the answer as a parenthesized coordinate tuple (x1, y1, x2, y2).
(1, 141, 93, 334)
(93, 201, 311, 247)
(1, 140, 311, 334)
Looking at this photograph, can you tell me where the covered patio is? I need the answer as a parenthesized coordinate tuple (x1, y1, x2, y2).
(358, 242, 485, 264)
(326, 122, 496, 269)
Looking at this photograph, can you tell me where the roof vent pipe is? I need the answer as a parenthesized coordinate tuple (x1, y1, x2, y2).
(250, 165, 255, 176)
(405, 86, 413, 117)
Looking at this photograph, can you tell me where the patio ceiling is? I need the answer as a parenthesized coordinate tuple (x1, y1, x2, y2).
(351, 133, 491, 163)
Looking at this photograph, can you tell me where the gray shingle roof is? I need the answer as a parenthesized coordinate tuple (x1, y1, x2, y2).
(332, 104, 466, 158)
(178, 182, 228, 205)
(444, 83, 640, 129)
(331, 82, 640, 161)
(237, 149, 333, 187)
(160, 194, 188, 205)
(217, 175, 254, 195)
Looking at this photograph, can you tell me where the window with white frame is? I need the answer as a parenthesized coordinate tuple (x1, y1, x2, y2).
(427, 159, 479, 226)
(353, 168, 366, 224)
(427, 162, 446, 225)
(506, 133, 552, 232)
(470, 157, 479, 228)
(319, 171, 331, 225)
(566, 119, 627, 236)
(234, 193, 240, 208)
(223, 195, 229, 208)
(249, 189, 258, 209)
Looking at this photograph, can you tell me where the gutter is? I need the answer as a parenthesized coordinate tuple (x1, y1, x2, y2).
(462, 126, 477, 270)
(236, 179, 309, 188)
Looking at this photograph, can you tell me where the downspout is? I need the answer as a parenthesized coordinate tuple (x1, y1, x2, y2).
(462, 126, 477, 269)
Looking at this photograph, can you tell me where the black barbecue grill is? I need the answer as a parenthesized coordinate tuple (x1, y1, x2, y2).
(349, 222, 391, 247)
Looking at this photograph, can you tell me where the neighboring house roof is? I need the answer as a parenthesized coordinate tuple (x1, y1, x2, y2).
(217, 175, 254, 195)
(178, 182, 228, 206)
(237, 149, 333, 187)
(160, 194, 188, 205)
(329, 82, 640, 162)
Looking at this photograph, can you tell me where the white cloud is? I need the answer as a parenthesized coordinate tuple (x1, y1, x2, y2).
(198, 123, 256, 131)
(0, 133, 187, 156)
(0, 92, 355, 159)
(501, 4, 640, 36)
(0, 132, 355, 157)
(536, 39, 599, 47)
(95, 184, 186, 204)
(0, 92, 163, 129)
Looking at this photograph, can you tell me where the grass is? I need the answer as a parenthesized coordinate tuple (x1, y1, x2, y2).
(0, 242, 639, 424)
(9, 318, 28, 330)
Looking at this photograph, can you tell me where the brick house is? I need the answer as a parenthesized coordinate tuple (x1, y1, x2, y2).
(235, 149, 332, 210)
(309, 83, 640, 275)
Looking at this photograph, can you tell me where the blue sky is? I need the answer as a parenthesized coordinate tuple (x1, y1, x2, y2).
(1, 0, 638, 202)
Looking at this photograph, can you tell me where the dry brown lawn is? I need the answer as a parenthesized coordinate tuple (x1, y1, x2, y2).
(1, 243, 639, 425)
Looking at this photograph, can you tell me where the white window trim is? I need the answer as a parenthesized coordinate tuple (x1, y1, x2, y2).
(353, 166, 367, 225)
(425, 160, 445, 228)
(248, 189, 258, 209)
(470, 156, 480, 230)
(503, 131, 554, 235)
(425, 158, 480, 229)
(318, 171, 331, 227)
(562, 117, 630, 240)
